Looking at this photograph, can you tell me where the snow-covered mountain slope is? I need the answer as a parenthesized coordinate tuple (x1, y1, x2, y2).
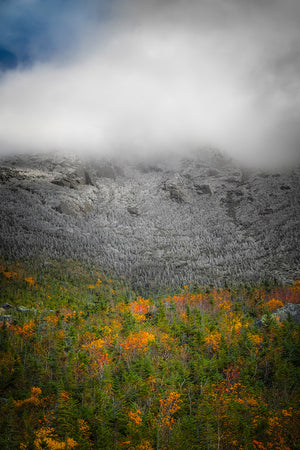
(0, 151, 299, 290)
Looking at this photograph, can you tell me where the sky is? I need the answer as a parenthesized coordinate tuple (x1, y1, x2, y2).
(0, 0, 299, 167)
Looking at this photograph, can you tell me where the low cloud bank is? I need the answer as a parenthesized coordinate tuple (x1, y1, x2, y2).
(0, 0, 299, 168)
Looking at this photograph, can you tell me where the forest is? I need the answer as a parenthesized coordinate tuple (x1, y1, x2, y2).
(0, 259, 299, 449)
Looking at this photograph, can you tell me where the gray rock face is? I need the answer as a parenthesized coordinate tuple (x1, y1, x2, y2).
(163, 178, 186, 203)
(0, 152, 299, 290)
(272, 303, 300, 324)
(194, 184, 212, 195)
(51, 168, 95, 189)
(256, 303, 300, 327)
(127, 206, 140, 216)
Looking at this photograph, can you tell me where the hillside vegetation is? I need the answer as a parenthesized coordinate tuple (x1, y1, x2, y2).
(0, 259, 299, 449)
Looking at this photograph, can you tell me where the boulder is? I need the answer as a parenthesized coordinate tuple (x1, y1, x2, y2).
(194, 184, 212, 195)
(51, 173, 82, 189)
(255, 303, 300, 327)
(127, 206, 140, 216)
(0, 303, 13, 310)
(17, 306, 35, 313)
(0, 314, 12, 322)
(271, 303, 300, 324)
(163, 180, 185, 203)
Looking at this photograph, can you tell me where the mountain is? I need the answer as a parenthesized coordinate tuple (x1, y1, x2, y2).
(0, 151, 299, 291)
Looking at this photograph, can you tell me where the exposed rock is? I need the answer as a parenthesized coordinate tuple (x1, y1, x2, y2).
(0, 314, 12, 322)
(84, 170, 95, 186)
(194, 184, 212, 195)
(0, 167, 23, 183)
(207, 168, 220, 177)
(127, 206, 140, 216)
(55, 201, 77, 216)
(0, 303, 13, 310)
(272, 303, 300, 324)
(163, 179, 186, 203)
(17, 306, 36, 313)
(255, 303, 300, 327)
(259, 208, 273, 216)
(51, 173, 82, 189)
(51, 167, 95, 189)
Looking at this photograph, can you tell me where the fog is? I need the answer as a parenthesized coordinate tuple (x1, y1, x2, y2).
(0, 0, 299, 167)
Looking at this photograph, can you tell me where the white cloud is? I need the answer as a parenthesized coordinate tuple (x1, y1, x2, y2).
(0, 0, 299, 168)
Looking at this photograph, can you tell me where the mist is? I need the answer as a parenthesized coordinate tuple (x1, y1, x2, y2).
(0, 0, 299, 168)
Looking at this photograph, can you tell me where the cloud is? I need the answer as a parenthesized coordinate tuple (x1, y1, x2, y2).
(0, 0, 299, 167)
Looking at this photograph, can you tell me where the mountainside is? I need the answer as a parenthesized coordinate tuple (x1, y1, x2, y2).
(0, 151, 299, 290)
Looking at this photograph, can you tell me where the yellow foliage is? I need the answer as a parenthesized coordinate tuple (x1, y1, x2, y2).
(204, 331, 222, 352)
(137, 441, 154, 450)
(34, 427, 77, 449)
(249, 334, 263, 346)
(78, 418, 90, 439)
(14, 387, 42, 408)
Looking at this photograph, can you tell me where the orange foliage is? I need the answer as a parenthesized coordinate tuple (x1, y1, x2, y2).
(10, 320, 36, 339)
(266, 298, 284, 312)
(158, 392, 182, 431)
(25, 276, 35, 287)
(14, 387, 42, 408)
(128, 409, 142, 426)
(44, 315, 59, 327)
(121, 331, 155, 360)
(82, 336, 111, 377)
(131, 297, 153, 322)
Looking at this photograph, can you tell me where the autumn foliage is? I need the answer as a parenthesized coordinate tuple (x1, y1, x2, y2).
(0, 260, 299, 449)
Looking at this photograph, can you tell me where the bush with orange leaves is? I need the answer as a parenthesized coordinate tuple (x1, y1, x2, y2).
(266, 298, 284, 312)
(157, 392, 182, 431)
(25, 276, 35, 287)
(14, 387, 42, 409)
(10, 320, 36, 339)
(131, 297, 153, 322)
(128, 409, 142, 426)
(120, 331, 155, 363)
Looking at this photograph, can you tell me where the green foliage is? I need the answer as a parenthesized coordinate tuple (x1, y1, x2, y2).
(0, 259, 299, 449)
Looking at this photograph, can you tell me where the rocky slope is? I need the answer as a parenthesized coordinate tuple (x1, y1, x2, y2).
(0, 151, 299, 290)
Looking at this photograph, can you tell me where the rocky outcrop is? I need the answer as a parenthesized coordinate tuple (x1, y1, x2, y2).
(163, 179, 186, 203)
(127, 206, 140, 216)
(272, 303, 300, 324)
(255, 303, 300, 327)
(194, 183, 212, 195)
(51, 168, 95, 189)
